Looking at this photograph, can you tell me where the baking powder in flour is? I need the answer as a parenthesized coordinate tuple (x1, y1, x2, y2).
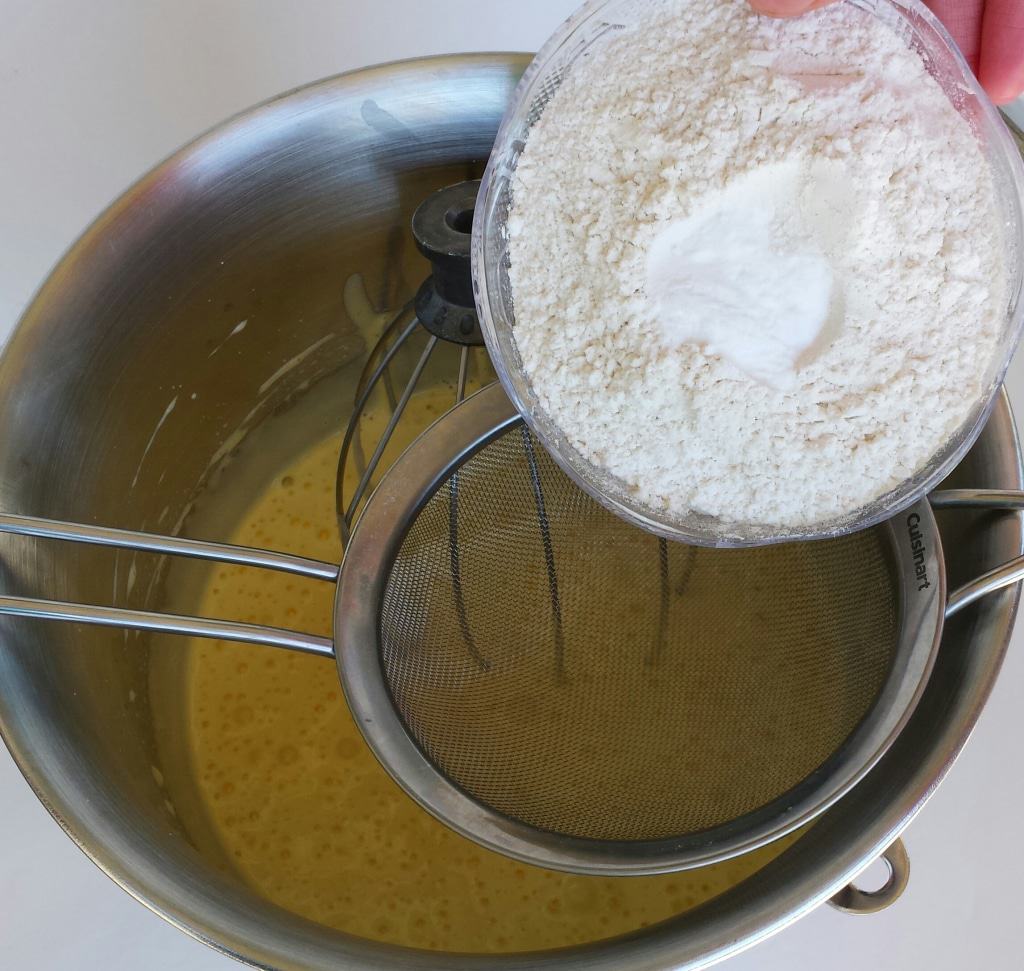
(507, 0, 1007, 529)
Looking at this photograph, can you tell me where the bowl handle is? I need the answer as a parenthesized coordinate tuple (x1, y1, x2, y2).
(829, 838, 910, 915)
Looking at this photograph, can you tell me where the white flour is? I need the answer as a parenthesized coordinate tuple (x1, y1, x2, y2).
(507, 0, 1007, 529)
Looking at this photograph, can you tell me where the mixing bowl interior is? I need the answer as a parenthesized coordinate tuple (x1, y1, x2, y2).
(0, 54, 1020, 971)
(145, 366, 806, 953)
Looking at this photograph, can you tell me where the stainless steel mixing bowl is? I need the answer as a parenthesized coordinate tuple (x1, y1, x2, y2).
(0, 54, 1021, 970)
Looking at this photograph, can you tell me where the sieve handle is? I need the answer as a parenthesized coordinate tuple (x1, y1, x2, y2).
(0, 513, 338, 657)
(0, 514, 339, 579)
(929, 490, 1024, 618)
(829, 838, 910, 915)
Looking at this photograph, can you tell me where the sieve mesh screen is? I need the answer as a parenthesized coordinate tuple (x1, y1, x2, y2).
(379, 425, 899, 842)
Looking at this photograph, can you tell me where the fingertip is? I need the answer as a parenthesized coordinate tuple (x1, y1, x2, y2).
(978, 0, 1024, 105)
(747, 0, 817, 18)
(925, 0, 985, 73)
(981, 72, 1024, 105)
(978, 33, 1024, 103)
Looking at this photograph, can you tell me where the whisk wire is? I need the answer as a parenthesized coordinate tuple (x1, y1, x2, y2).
(345, 334, 438, 526)
(337, 313, 423, 540)
(519, 425, 566, 681)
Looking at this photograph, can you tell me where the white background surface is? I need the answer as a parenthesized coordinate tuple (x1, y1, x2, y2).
(2, 2, 1024, 968)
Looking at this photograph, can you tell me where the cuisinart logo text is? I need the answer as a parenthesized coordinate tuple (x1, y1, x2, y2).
(907, 513, 931, 592)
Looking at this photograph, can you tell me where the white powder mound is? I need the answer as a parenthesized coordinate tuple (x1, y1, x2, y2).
(506, 0, 1007, 530)
(646, 159, 848, 390)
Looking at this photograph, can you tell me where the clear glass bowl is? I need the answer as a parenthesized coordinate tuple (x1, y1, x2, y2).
(472, 0, 1024, 547)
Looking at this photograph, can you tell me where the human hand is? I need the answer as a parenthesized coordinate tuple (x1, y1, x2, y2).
(748, 0, 1024, 104)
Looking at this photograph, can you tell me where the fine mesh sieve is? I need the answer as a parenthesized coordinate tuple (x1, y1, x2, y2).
(3, 382, 1024, 874)
(378, 422, 898, 843)
(336, 381, 945, 872)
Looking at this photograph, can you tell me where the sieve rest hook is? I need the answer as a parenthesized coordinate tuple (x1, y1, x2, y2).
(930, 489, 1024, 618)
(0, 514, 338, 657)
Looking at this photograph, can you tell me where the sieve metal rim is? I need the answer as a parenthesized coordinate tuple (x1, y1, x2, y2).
(334, 381, 946, 875)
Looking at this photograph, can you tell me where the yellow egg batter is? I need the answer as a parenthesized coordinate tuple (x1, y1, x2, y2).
(185, 387, 788, 953)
